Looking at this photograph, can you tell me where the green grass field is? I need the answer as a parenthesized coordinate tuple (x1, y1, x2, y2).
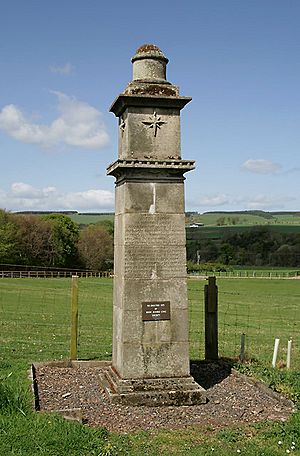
(53, 211, 300, 233)
(24, 210, 300, 228)
(186, 211, 300, 246)
(1, 277, 300, 455)
(189, 212, 300, 227)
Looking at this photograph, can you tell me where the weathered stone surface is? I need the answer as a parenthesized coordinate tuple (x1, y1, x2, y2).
(131, 44, 168, 83)
(107, 159, 195, 183)
(119, 278, 189, 311)
(105, 45, 204, 405)
(119, 107, 181, 161)
(100, 364, 206, 406)
(117, 182, 185, 214)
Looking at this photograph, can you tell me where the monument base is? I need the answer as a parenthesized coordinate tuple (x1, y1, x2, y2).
(100, 364, 207, 406)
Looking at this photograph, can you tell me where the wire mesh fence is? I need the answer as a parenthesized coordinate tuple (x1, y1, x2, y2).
(76, 279, 112, 360)
(188, 278, 300, 367)
(0, 278, 113, 363)
(0, 276, 299, 369)
(0, 279, 71, 362)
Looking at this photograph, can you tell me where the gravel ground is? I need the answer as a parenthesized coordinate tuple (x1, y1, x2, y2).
(34, 360, 294, 433)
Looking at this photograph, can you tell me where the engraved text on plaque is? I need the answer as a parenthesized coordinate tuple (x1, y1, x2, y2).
(142, 301, 171, 321)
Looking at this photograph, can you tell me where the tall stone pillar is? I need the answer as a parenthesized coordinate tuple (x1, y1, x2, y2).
(103, 44, 205, 405)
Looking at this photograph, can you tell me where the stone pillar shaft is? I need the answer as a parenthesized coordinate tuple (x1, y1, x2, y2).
(113, 178, 189, 379)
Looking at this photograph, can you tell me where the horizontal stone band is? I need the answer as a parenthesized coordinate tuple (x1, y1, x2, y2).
(107, 159, 195, 175)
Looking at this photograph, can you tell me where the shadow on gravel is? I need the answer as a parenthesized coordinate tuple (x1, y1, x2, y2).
(190, 358, 234, 390)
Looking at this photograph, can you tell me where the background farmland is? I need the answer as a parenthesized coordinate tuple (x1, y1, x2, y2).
(16, 209, 300, 230)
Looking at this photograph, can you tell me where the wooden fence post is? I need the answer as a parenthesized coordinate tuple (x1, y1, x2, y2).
(239, 333, 246, 362)
(70, 275, 79, 360)
(204, 276, 218, 360)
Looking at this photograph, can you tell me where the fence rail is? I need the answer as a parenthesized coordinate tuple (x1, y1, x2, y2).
(190, 270, 300, 279)
(0, 270, 112, 279)
(2, 270, 299, 279)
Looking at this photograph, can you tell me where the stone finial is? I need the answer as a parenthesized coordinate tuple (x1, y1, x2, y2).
(131, 44, 169, 83)
(132, 44, 169, 62)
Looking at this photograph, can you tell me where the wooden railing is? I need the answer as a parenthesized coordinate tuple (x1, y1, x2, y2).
(0, 270, 112, 279)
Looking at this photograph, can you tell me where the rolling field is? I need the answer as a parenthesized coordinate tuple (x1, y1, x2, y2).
(36, 210, 300, 232)
(186, 211, 300, 245)
(189, 211, 300, 227)
(189, 212, 274, 226)
(1, 277, 300, 455)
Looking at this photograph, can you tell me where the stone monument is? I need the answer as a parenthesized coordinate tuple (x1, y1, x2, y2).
(102, 44, 206, 405)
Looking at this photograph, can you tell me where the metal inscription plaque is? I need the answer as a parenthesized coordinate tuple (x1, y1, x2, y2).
(142, 301, 171, 321)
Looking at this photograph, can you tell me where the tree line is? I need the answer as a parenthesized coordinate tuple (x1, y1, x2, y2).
(1, 210, 299, 270)
(0, 209, 113, 271)
(187, 226, 300, 267)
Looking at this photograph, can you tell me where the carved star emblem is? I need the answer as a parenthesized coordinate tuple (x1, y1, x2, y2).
(142, 111, 167, 137)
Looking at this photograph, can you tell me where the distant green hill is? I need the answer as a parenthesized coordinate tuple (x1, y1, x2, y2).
(15, 210, 300, 230)
(186, 210, 300, 228)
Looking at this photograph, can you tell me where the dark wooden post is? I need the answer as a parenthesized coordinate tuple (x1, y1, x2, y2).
(204, 276, 218, 360)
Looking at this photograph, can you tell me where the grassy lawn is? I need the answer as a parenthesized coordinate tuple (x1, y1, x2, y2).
(1, 277, 300, 455)
(189, 212, 300, 227)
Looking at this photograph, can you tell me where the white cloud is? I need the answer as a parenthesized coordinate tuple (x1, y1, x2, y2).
(11, 182, 56, 199)
(0, 182, 114, 211)
(197, 194, 229, 206)
(0, 91, 109, 149)
(241, 159, 282, 174)
(61, 189, 114, 210)
(50, 62, 75, 75)
(190, 193, 295, 211)
(1, 184, 296, 213)
(245, 195, 295, 210)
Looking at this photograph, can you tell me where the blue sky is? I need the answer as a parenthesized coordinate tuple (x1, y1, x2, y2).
(1, 0, 299, 212)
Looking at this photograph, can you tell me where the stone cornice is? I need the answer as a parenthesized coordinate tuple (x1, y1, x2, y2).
(110, 94, 192, 117)
(107, 158, 195, 177)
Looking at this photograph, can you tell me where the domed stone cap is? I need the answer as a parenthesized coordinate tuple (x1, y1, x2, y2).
(131, 44, 169, 82)
(131, 44, 169, 64)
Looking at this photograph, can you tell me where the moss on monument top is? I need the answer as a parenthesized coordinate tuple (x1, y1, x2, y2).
(136, 44, 163, 54)
(132, 44, 168, 64)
